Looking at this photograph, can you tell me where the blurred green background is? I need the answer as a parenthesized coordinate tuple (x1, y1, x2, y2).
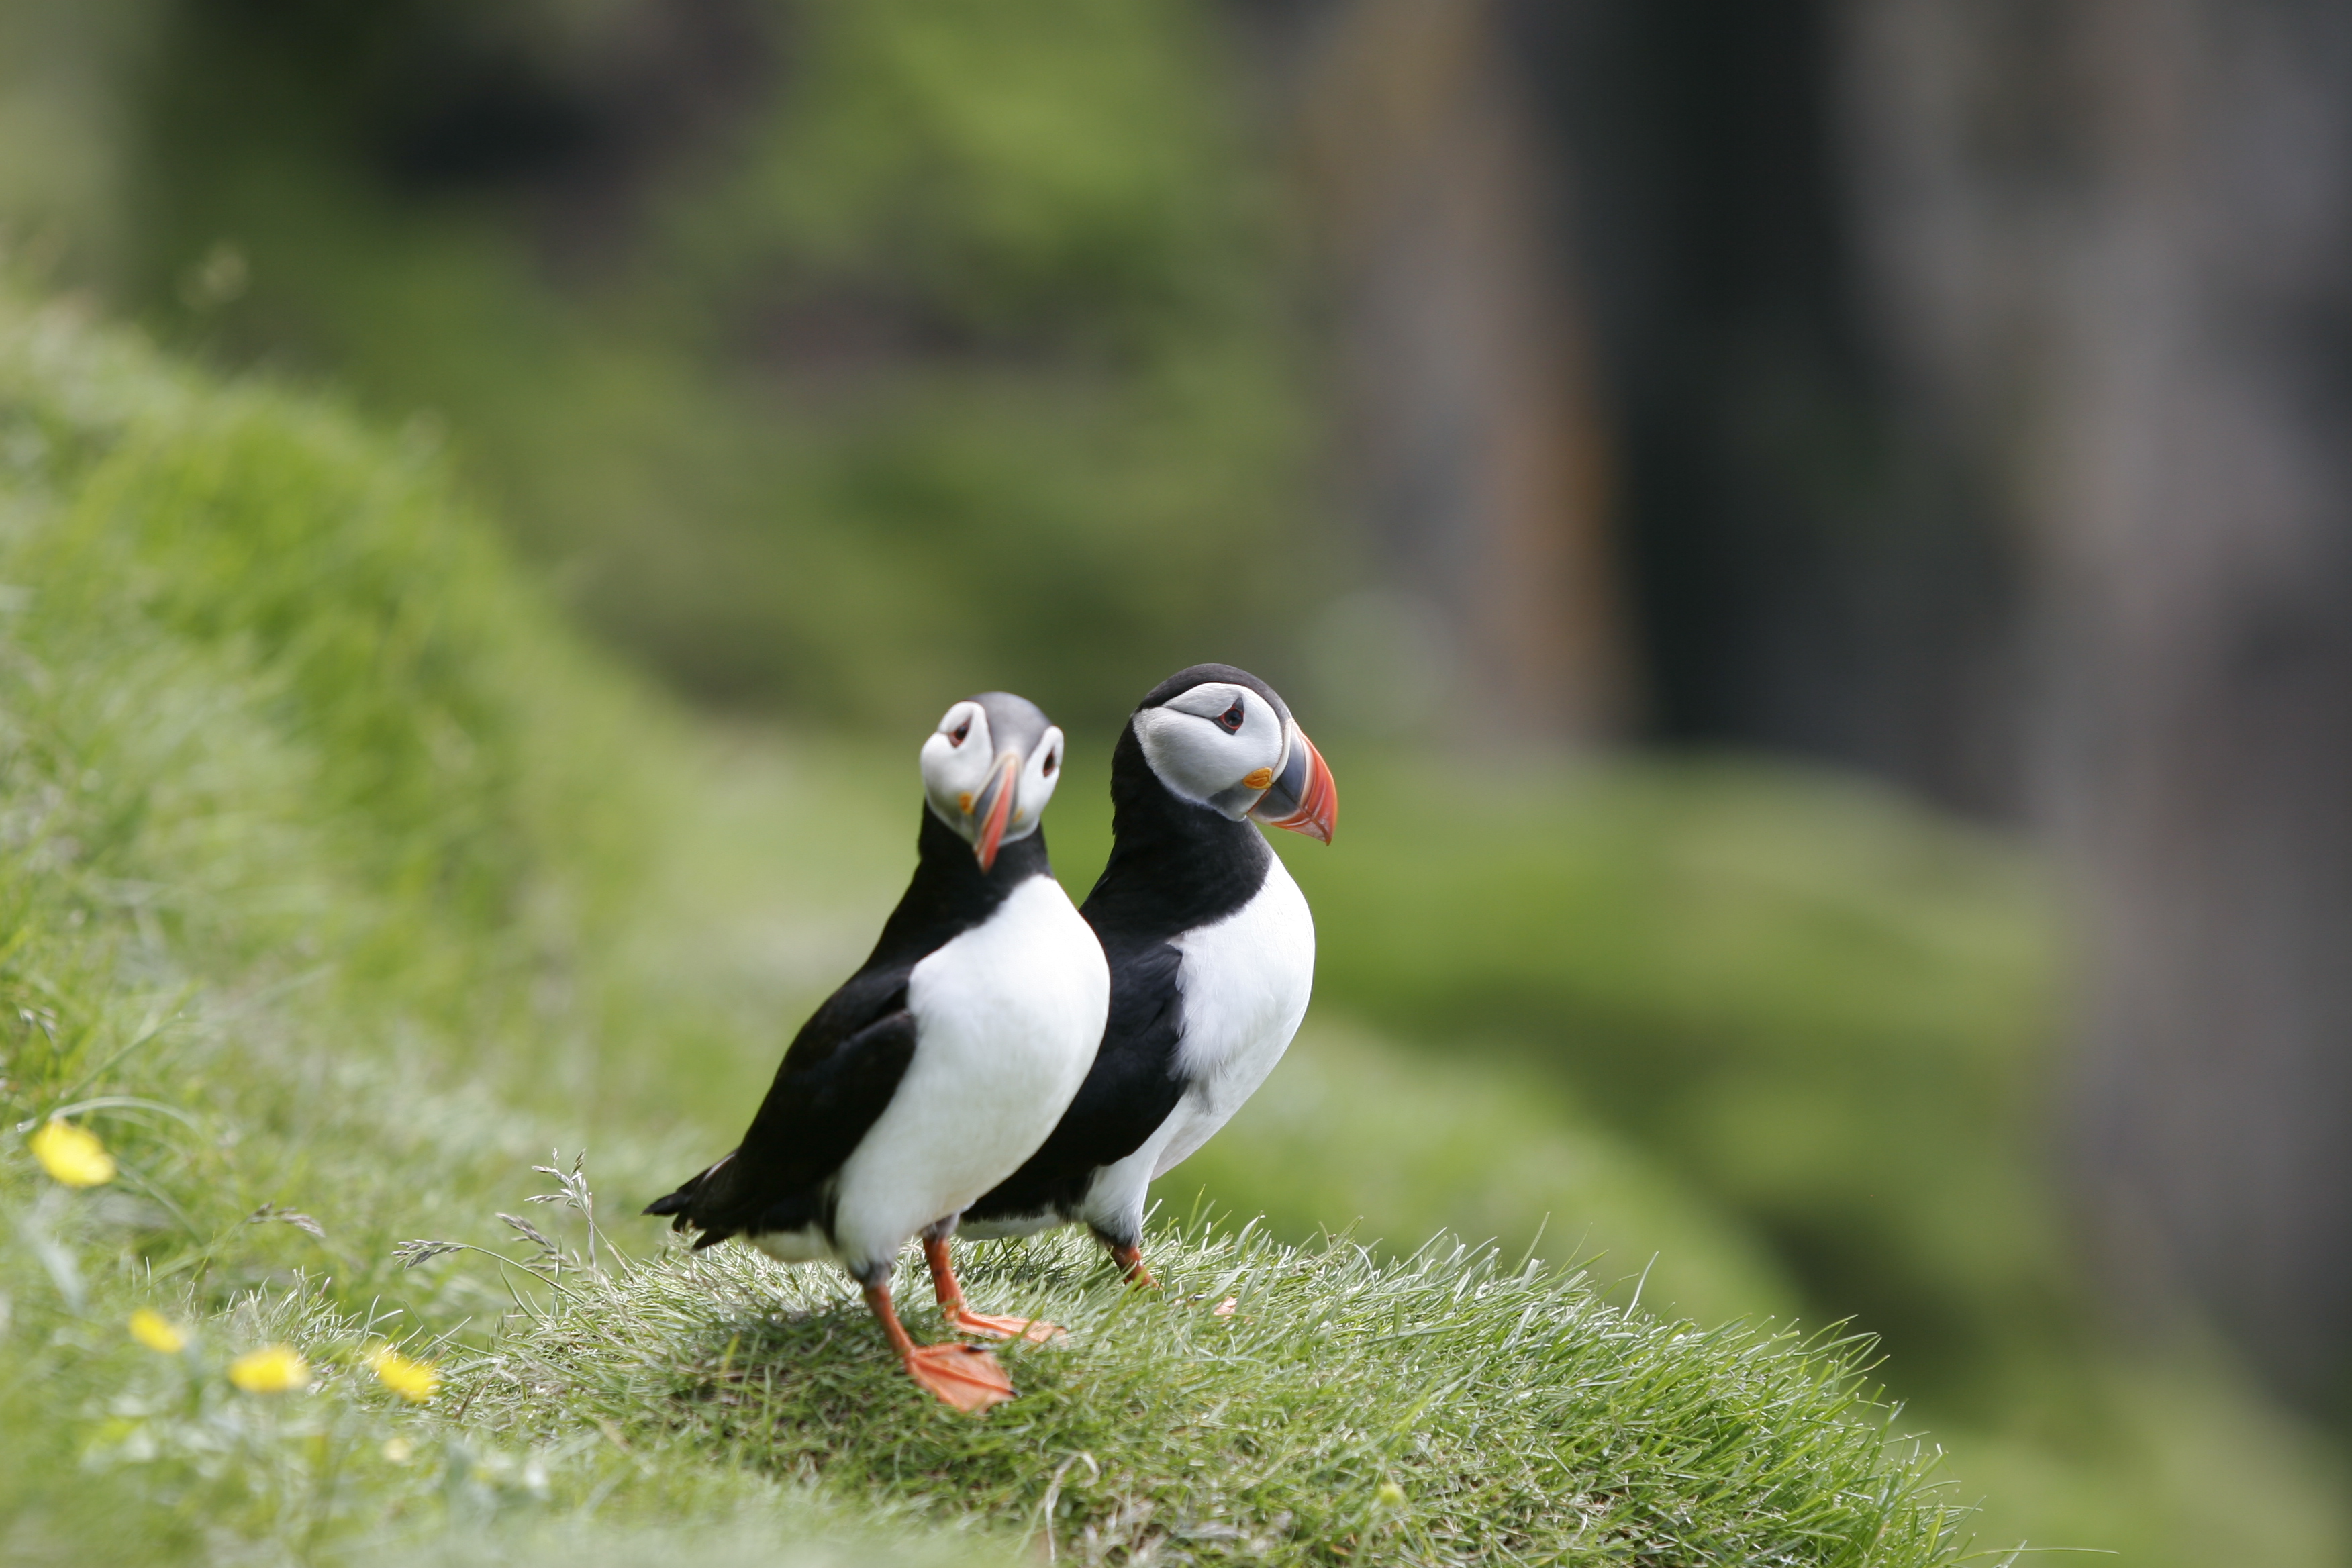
(4, 0, 2348, 1562)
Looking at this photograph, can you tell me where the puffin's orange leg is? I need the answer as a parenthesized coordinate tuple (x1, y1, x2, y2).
(923, 1234, 1063, 1342)
(1107, 1241, 1159, 1289)
(863, 1281, 1013, 1414)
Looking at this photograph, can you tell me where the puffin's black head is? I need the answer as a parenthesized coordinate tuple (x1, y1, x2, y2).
(1128, 663, 1338, 844)
(920, 691, 1067, 871)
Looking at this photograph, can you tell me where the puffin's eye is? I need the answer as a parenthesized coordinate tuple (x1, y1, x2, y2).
(1218, 702, 1245, 733)
(1042, 748, 1058, 777)
(950, 719, 971, 746)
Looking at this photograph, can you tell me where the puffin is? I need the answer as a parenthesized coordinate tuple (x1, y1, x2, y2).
(952, 664, 1336, 1286)
(644, 692, 1109, 1412)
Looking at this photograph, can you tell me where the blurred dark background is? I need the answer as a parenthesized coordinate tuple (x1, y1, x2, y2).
(5, 0, 2349, 1556)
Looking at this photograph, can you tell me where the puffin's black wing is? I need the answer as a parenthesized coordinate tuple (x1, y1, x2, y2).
(645, 807, 1057, 1244)
(965, 936, 1187, 1222)
(644, 974, 919, 1246)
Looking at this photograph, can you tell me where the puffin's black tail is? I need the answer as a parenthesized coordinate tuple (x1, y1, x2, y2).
(642, 1153, 736, 1244)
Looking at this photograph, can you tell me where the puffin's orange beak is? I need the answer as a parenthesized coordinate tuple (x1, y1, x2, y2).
(972, 751, 1022, 871)
(1251, 727, 1337, 845)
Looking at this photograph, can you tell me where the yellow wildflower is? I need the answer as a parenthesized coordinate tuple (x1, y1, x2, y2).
(366, 1346, 440, 1403)
(29, 1118, 115, 1187)
(128, 1310, 187, 1354)
(228, 1344, 309, 1393)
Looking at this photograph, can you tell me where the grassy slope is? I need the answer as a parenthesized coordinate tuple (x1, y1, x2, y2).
(0, 293, 1973, 1564)
(486, 1226, 1955, 1565)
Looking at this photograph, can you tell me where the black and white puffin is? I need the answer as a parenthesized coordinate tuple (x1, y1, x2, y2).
(644, 693, 1109, 1412)
(954, 664, 1336, 1285)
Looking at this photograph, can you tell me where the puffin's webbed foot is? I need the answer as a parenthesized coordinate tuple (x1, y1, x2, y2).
(922, 1233, 1065, 1342)
(950, 1309, 1064, 1342)
(901, 1341, 1015, 1412)
(862, 1279, 1015, 1414)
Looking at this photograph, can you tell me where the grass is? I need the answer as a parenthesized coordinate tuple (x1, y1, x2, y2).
(465, 1214, 1963, 1566)
(0, 287, 1984, 1563)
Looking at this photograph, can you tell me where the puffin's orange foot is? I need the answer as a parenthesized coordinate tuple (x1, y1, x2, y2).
(1109, 1243, 1159, 1289)
(950, 1308, 1065, 1343)
(902, 1341, 1014, 1413)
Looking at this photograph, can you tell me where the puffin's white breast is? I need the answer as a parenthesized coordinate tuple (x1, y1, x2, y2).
(827, 875, 1108, 1268)
(1153, 849, 1315, 1177)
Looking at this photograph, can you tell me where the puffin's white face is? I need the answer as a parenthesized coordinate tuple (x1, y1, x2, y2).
(920, 697, 1066, 870)
(1129, 668, 1338, 842)
(1130, 682, 1293, 820)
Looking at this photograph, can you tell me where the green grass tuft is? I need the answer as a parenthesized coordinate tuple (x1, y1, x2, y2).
(441, 1212, 1966, 1567)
